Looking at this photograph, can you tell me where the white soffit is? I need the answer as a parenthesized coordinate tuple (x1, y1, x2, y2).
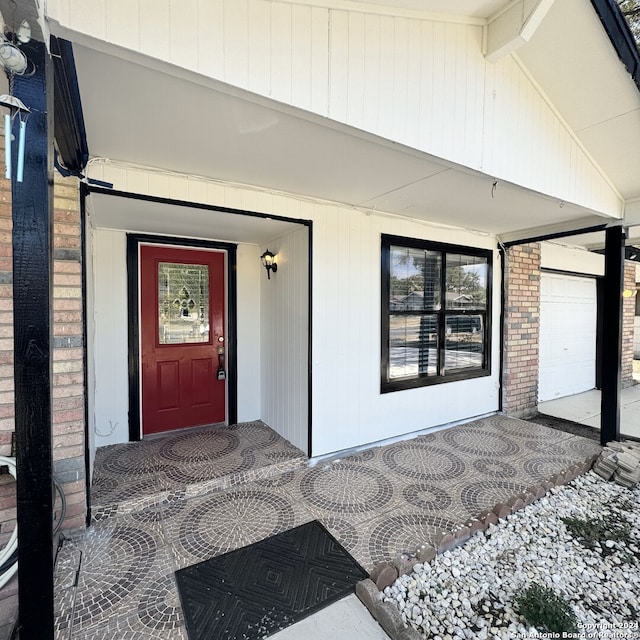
(516, 0, 640, 200)
(87, 192, 302, 244)
(73, 42, 610, 238)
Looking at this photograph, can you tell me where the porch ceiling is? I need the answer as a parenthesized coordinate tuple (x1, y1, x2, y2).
(87, 191, 302, 245)
(73, 42, 610, 241)
(516, 0, 640, 203)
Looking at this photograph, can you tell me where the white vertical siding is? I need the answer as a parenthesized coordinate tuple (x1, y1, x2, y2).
(236, 245, 262, 422)
(91, 229, 130, 446)
(48, 0, 621, 217)
(87, 163, 500, 457)
(540, 242, 604, 277)
(260, 226, 309, 454)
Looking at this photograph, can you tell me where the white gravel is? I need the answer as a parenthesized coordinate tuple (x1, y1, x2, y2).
(383, 472, 640, 639)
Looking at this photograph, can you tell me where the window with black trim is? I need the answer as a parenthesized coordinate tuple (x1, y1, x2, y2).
(381, 234, 492, 392)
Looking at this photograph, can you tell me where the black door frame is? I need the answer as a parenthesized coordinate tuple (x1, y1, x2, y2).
(127, 234, 238, 441)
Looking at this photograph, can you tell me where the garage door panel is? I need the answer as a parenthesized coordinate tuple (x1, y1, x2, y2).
(538, 273, 597, 402)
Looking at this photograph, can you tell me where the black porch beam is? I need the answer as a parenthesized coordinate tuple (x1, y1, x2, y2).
(600, 225, 625, 446)
(12, 40, 55, 638)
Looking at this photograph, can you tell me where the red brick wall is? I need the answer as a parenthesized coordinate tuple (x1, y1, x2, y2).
(622, 261, 635, 388)
(0, 176, 15, 548)
(0, 171, 86, 539)
(52, 176, 86, 530)
(502, 243, 541, 418)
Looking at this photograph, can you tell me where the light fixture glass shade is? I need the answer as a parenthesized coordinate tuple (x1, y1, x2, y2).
(260, 250, 277, 279)
(261, 250, 275, 267)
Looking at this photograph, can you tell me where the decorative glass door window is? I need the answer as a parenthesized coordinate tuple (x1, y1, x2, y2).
(158, 262, 210, 344)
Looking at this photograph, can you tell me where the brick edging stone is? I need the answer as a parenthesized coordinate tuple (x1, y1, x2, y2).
(355, 454, 598, 640)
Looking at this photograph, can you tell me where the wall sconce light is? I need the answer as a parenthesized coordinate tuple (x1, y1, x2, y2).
(260, 249, 278, 280)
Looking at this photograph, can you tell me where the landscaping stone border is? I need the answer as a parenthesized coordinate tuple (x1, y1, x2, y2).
(355, 454, 599, 640)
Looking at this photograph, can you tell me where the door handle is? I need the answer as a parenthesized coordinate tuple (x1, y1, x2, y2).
(217, 343, 226, 380)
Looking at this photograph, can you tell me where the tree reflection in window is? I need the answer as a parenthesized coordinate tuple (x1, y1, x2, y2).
(382, 236, 491, 392)
(158, 262, 210, 344)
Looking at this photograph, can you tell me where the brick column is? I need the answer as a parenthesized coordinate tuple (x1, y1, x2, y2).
(502, 243, 541, 418)
(622, 260, 635, 388)
(0, 166, 86, 537)
(0, 165, 15, 550)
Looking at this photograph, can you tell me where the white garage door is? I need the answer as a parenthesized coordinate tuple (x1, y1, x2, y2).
(538, 272, 597, 402)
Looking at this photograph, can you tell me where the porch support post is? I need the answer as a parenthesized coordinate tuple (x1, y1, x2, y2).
(600, 225, 625, 446)
(12, 40, 55, 639)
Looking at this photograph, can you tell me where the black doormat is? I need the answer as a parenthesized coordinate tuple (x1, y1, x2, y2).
(175, 520, 368, 640)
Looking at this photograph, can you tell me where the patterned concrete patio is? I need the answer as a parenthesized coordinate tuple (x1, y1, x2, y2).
(52, 415, 601, 639)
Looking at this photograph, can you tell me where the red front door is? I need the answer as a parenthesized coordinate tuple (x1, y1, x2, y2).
(140, 245, 226, 435)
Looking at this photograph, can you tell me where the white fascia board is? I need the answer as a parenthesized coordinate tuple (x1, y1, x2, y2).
(624, 199, 640, 228)
(485, 0, 555, 62)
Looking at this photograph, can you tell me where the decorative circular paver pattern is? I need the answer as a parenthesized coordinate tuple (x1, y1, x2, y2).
(137, 573, 183, 632)
(92, 476, 160, 507)
(402, 482, 453, 511)
(564, 436, 602, 458)
(441, 426, 521, 457)
(254, 469, 298, 489)
(320, 516, 361, 553)
(177, 489, 296, 560)
(158, 430, 240, 463)
(472, 458, 518, 479)
(98, 443, 157, 476)
(523, 456, 575, 481)
(460, 479, 528, 513)
(484, 415, 563, 442)
(382, 442, 466, 482)
(368, 513, 458, 566)
(300, 463, 394, 515)
(73, 525, 158, 630)
(160, 451, 256, 485)
(232, 421, 281, 450)
(345, 448, 377, 463)
(231, 488, 302, 545)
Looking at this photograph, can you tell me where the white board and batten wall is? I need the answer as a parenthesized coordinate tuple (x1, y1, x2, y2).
(48, 0, 621, 218)
(538, 243, 603, 403)
(88, 163, 502, 459)
(260, 226, 309, 453)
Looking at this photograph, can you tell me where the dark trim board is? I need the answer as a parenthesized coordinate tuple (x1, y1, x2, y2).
(540, 267, 603, 280)
(307, 223, 313, 458)
(127, 234, 238, 440)
(12, 39, 55, 640)
(51, 37, 89, 175)
(590, 0, 640, 92)
(87, 186, 313, 228)
(380, 233, 493, 394)
(80, 183, 91, 525)
(501, 224, 608, 248)
(600, 226, 625, 445)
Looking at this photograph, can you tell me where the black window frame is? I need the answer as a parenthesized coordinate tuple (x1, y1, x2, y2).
(381, 234, 493, 393)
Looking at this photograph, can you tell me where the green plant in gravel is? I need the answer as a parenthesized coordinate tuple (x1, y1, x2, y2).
(561, 494, 632, 555)
(515, 583, 579, 634)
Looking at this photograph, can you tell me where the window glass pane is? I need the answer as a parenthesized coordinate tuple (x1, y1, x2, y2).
(389, 314, 438, 379)
(444, 314, 484, 371)
(390, 246, 441, 311)
(445, 254, 487, 309)
(158, 262, 210, 344)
